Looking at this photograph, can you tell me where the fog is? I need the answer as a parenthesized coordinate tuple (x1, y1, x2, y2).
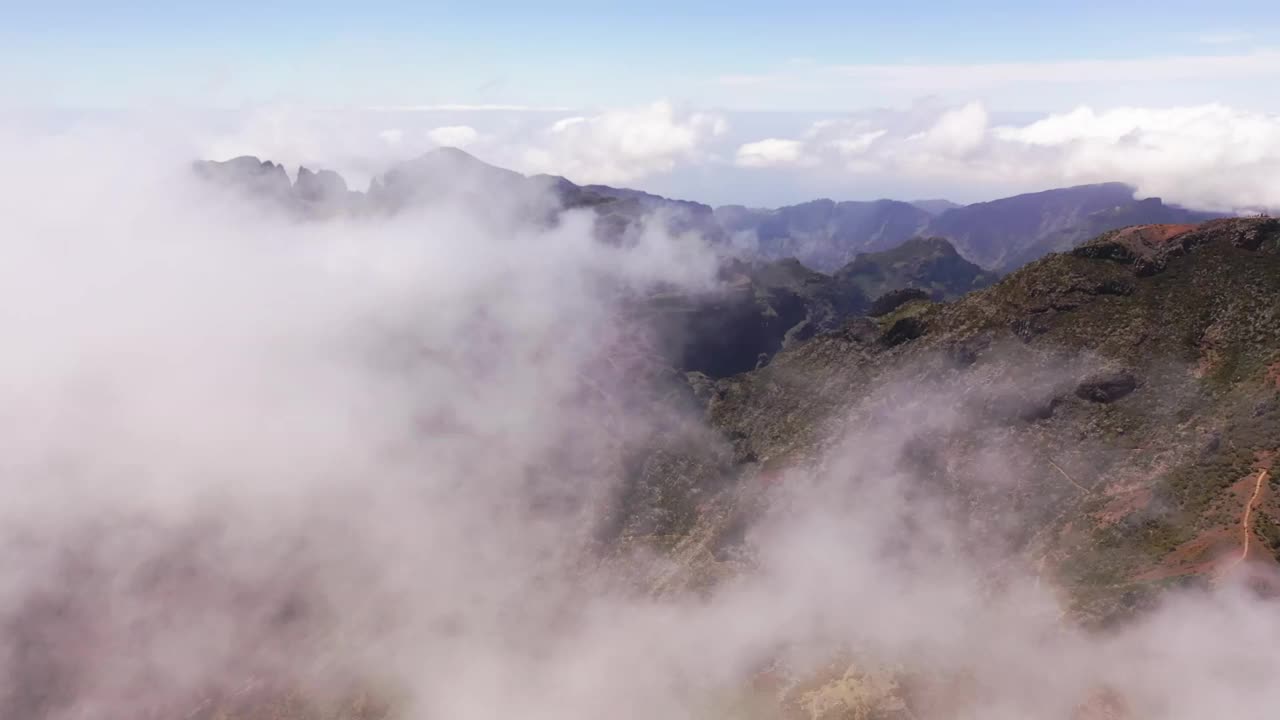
(0, 122, 1277, 720)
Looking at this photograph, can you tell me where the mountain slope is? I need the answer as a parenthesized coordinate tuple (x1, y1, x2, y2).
(630, 218, 1280, 620)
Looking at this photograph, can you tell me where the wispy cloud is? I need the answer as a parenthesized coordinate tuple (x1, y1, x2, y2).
(1194, 31, 1256, 45)
(717, 49, 1280, 113)
(366, 103, 575, 112)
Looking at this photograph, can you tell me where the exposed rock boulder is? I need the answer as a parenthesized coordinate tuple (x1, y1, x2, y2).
(1075, 371, 1138, 403)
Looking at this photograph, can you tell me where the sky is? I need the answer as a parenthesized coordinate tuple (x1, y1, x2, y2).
(4, 1, 1280, 207)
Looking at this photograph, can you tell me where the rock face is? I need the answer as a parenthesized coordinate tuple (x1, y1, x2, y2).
(1075, 371, 1138, 403)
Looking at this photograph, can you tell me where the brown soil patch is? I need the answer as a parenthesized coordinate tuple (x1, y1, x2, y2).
(1132, 470, 1272, 583)
(1265, 361, 1280, 390)
(1111, 223, 1197, 247)
(1134, 525, 1235, 583)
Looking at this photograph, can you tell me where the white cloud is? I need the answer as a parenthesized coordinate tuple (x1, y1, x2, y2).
(914, 102, 988, 156)
(193, 102, 730, 190)
(830, 129, 886, 156)
(734, 101, 1280, 211)
(992, 104, 1280, 210)
(518, 101, 727, 184)
(735, 138, 808, 167)
(427, 125, 480, 148)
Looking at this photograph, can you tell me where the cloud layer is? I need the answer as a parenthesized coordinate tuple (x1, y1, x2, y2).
(734, 101, 1280, 211)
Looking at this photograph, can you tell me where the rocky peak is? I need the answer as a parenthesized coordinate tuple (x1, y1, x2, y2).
(294, 166, 348, 205)
(194, 155, 292, 200)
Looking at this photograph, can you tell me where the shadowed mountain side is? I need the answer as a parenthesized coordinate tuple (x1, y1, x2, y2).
(636, 237, 995, 378)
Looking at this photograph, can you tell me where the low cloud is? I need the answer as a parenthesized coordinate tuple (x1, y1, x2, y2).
(426, 124, 480, 148)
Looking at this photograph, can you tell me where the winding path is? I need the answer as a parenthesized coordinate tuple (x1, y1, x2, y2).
(1221, 469, 1269, 576)
(1048, 458, 1091, 495)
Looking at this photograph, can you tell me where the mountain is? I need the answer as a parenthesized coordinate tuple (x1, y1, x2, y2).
(714, 199, 933, 271)
(638, 237, 994, 379)
(595, 217, 1280, 716)
(715, 184, 1225, 273)
(629, 217, 1280, 612)
(196, 150, 1230, 277)
(924, 183, 1224, 271)
(910, 198, 962, 215)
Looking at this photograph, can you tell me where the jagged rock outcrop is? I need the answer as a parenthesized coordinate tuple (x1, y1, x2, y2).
(195, 156, 293, 203)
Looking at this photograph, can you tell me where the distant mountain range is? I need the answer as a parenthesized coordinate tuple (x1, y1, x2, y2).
(196, 148, 1226, 274)
(717, 183, 1223, 272)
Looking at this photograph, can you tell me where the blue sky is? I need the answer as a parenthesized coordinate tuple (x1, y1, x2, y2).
(3, 1, 1280, 208)
(4, 1, 1278, 110)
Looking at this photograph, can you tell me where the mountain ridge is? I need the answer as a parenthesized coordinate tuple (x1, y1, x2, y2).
(196, 148, 1227, 274)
